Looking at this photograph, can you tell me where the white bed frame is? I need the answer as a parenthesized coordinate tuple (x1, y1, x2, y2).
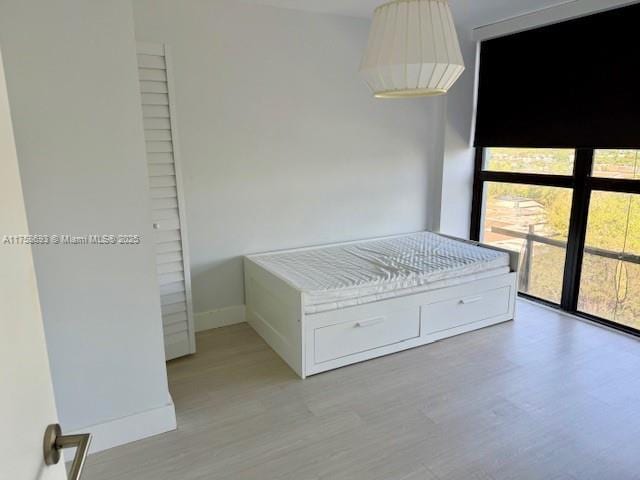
(244, 233, 519, 379)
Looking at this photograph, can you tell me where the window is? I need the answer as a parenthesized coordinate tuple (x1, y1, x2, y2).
(471, 5, 640, 336)
(593, 150, 640, 180)
(472, 148, 640, 336)
(578, 191, 640, 330)
(485, 148, 575, 176)
(482, 180, 572, 304)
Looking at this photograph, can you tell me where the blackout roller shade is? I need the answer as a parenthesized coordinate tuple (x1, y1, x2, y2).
(474, 3, 640, 149)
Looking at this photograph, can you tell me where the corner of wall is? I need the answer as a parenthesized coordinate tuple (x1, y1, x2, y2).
(70, 400, 176, 455)
(195, 305, 247, 332)
(440, 34, 479, 239)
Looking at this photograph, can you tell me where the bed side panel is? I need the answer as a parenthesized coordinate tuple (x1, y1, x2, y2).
(244, 257, 304, 378)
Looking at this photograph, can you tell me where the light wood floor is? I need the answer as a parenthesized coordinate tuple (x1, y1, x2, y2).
(85, 300, 640, 480)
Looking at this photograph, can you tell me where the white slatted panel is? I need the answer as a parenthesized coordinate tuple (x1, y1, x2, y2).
(150, 186, 178, 199)
(137, 42, 195, 361)
(152, 197, 178, 210)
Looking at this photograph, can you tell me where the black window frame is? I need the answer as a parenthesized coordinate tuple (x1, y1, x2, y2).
(470, 147, 640, 337)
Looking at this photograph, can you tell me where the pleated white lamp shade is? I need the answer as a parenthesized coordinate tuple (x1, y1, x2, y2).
(360, 0, 465, 98)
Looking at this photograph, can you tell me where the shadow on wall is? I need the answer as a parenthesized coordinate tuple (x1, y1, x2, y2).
(446, 37, 477, 145)
(191, 256, 246, 313)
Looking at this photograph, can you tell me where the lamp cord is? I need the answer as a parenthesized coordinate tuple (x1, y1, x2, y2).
(613, 151, 638, 318)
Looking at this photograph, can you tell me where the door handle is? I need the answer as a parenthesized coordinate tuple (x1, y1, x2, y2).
(459, 296, 483, 305)
(44, 424, 91, 480)
(355, 317, 385, 328)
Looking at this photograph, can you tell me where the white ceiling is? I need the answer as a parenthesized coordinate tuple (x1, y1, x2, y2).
(243, 0, 576, 27)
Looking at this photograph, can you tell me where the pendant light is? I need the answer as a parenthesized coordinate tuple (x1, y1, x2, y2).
(360, 0, 465, 98)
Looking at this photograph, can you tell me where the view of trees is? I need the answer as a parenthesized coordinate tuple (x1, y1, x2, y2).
(482, 148, 640, 330)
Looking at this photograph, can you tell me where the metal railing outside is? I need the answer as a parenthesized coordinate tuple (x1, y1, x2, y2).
(490, 225, 640, 291)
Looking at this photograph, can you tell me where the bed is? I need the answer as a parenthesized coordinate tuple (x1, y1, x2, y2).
(244, 231, 519, 378)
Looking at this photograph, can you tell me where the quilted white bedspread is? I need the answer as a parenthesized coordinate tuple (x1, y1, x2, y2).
(249, 232, 511, 314)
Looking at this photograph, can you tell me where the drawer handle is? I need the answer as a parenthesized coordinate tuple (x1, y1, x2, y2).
(459, 296, 483, 305)
(355, 317, 385, 328)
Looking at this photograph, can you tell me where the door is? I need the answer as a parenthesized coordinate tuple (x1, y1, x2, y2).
(136, 42, 196, 360)
(0, 47, 66, 480)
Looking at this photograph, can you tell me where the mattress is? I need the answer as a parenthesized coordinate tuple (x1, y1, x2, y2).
(249, 231, 511, 314)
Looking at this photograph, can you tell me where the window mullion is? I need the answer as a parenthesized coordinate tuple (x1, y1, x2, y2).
(479, 171, 574, 188)
(560, 148, 593, 311)
(470, 148, 485, 241)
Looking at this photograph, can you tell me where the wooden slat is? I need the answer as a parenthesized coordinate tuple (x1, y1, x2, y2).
(141, 93, 169, 106)
(149, 176, 176, 188)
(160, 280, 186, 296)
(156, 251, 182, 265)
(152, 208, 179, 221)
(152, 197, 178, 210)
(162, 311, 188, 327)
(137, 54, 166, 69)
(164, 322, 188, 336)
(164, 333, 191, 360)
(165, 331, 188, 344)
(155, 229, 181, 244)
(160, 302, 187, 316)
(156, 241, 182, 254)
(144, 118, 172, 131)
(138, 68, 167, 82)
(147, 152, 174, 165)
(148, 163, 175, 176)
(160, 292, 187, 305)
(150, 186, 177, 199)
(145, 130, 172, 142)
(152, 218, 180, 232)
(146, 141, 173, 153)
(142, 105, 170, 118)
(159, 271, 185, 286)
(164, 330, 189, 348)
(140, 81, 169, 94)
(160, 300, 187, 315)
(157, 261, 184, 275)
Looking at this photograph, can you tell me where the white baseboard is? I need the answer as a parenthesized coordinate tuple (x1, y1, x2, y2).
(68, 400, 176, 455)
(195, 305, 246, 332)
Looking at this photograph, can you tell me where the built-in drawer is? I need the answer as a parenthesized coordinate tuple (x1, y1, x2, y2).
(420, 285, 511, 335)
(314, 307, 420, 364)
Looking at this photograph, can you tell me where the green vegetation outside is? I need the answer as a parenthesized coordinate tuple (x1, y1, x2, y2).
(483, 148, 640, 329)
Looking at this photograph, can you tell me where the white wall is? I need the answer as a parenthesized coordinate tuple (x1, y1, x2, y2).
(132, 0, 446, 317)
(440, 37, 478, 239)
(0, 0, 175, 449)
(0, 47, 66, 480)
